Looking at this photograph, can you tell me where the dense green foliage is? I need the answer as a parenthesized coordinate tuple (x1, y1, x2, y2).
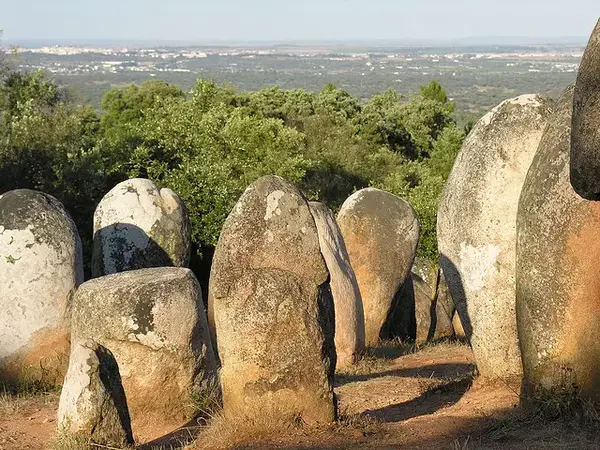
(0, 67, 464, 276)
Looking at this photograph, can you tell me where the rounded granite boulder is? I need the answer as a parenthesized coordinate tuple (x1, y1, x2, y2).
(0, 189, 83, 386)
(92, 178, 191, 278)
(438, 94, 553, 379)
(209, 175, 336, 424)
(71, 267, 217, 437)
(571, 19, 600, 199)
(337, 188, 419, 346)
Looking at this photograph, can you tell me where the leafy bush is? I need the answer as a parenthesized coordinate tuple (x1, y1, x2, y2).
(0, 69, 463, 274)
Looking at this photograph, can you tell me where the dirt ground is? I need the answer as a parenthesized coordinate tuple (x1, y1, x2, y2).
(1, 341, 599, 450)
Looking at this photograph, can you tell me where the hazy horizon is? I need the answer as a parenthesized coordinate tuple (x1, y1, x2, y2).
(1, 0, 598, 43)
(3, 36, 590, 48)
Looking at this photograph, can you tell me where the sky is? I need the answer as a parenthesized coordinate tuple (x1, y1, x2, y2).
(1, 0, 599, 43)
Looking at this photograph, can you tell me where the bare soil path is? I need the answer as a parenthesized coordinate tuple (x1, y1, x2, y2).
(2, 341, 599, 450)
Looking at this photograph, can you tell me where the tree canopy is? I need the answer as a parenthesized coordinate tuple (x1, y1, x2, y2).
(0, 68, 464, 276)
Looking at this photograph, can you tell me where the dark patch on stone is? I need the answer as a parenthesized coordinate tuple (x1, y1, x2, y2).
(132, 295, 155, 335)
(0, 189, 80, 253)
(381, 275, 416, 342)
(92, 223, 175, 278)
(317, 280, 336, 392)
(94, 344, 134, 445)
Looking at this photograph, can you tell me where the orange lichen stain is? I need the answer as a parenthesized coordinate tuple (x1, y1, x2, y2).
(0, 325, 70, 387)
(560, 201, 600, 399)
(343, 221, 387, 346)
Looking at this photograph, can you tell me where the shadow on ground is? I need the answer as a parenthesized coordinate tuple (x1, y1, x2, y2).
(364, 375, 473, 423)
(336, 362, 475, 385)
(139, 417, 204, 449)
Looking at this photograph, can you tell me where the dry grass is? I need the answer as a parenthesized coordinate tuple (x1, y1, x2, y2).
(337, 338, 469, 378)
(52, 433, 92, 450)
(191, 409, 303, 450)
(336, 338, 416, 377)
(0, 388, 22, 415)
(53, 432, 137, 450)
(0, 385, 58, 415)
(187, 375, 222, 422)
(451, 436, 473, 450)
(190, 407, 385, 450)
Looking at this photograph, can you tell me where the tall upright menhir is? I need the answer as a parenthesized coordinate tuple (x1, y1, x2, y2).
(571, 19, 600, 199)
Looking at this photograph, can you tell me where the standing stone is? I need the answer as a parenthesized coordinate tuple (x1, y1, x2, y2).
(337, 188, 419, 346)
(384, 271, 454, 344)
(58, 340, 133, 447)
(309, 201, 365, 369)
(0, 190, 83, 386)
(438, 94, 553, 379)
(71, 267, 217, 436)
(92, 178, 191, 278)
(210, 176, 336, 424)
(410, 259, 455, 343)
(413, 273, 454, 343)
(412, 257, 439, 290)
(518, 86, 600, 401)
(571, 19, 600, 199)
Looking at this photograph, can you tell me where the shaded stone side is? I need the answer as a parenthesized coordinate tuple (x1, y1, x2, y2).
(309, 201, 365, 369)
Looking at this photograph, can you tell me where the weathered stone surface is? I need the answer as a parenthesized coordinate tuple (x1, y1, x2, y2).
(337, 188, 419, 346)
(452, 311, 466, 339)
(438, 94, 553, 379)
(58, 340, 133, 447)
(571, 19, 600, 199)
(414, 275, 454, 343)
(0, 189, 83, 386)
(385, 270, 454, 344)
(309, 201, 365, 369)
(72, 267, 217, 436)
(518, 85, 600, 401)
(410, 259, 455, 343)
(92, 178, 191, 278)
(412, 257, 439, 290)
(209, 175, 336, 424)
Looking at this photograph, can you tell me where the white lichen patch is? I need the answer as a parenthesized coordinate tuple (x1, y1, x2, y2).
(459, 243, 501, 293)
(127, 330, 167, 351)
(479, 94, 542, 128)
(264, 190, 286, 220)
(338, 188, 373, 214)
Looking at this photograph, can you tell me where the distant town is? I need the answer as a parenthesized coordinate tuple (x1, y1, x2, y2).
(9, 42, 585, 119)
(17, 44, 582, 76)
